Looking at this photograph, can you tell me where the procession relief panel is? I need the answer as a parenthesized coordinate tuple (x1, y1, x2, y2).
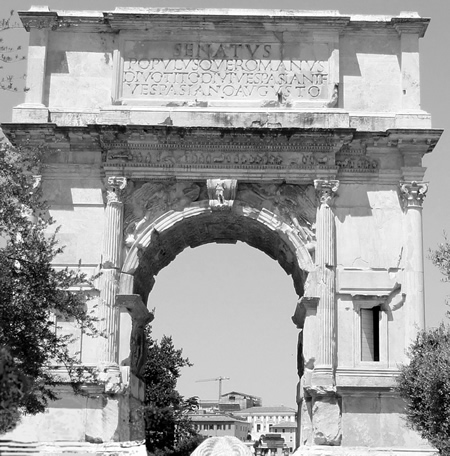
(115, 33, 338, 106)
(102, 135, 379, 173)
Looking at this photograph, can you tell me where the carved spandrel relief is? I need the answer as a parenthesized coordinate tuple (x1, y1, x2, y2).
(124, 181, 204, 245)
(123, 180, 318, 251)
(207, 179, 237, 210)
(236, 183, 317, 248)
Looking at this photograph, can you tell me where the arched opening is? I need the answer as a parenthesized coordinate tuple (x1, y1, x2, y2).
(148, 242, 300, 407)
(118, 195, 315, 440)
(128, 204, 313, 304)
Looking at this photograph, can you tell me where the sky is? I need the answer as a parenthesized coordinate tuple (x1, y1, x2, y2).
(1, 0, 449, 409)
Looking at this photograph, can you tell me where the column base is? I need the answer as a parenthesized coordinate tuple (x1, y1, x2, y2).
(307, 366, 335, 395)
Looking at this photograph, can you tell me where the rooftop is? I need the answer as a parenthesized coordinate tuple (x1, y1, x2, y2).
(239, 406, 296, 415)
(190, 414, 250, 423)
(271, 421, 297, 428)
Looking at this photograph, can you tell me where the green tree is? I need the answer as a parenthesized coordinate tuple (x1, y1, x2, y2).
(430, 235, 450, 291)
(396, 236, 450, 455)
(0, 10, 26, 92)
(396, 325, 450, 455)
(0, 142, 99, 434)
(143, 327, 203, 456)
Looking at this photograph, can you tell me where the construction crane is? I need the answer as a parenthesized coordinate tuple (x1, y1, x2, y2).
(196, 376, 230, 402)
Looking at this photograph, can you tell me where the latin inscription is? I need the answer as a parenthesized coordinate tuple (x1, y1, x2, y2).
(121, 41, 331, 102)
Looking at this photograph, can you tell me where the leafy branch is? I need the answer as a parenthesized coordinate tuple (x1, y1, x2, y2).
(0, 10, 27, 92)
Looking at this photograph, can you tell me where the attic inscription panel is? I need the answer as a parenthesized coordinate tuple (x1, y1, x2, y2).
(116, 32, 338, 106)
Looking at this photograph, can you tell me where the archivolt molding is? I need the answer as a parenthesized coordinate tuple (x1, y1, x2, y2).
(119, 180, 317, 300)
(123, 180, 317, 247)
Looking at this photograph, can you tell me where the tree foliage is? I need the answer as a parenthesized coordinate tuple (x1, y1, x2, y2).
(430, 235, 450, 287)
(0, 142, 99, 434)
(142, 327, 203, 455)
(397, 325, 450, 455)
(396, 237, 450, 455)
(0, 10, 26, 92)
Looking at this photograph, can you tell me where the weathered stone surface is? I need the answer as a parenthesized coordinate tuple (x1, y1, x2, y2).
(293, 447, 436, 456)
(12, 8, 435, 131)
(312, 396, 342, 446)
(0, 439, 147, 455)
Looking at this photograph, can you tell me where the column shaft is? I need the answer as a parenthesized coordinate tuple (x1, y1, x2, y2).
(316, 203, 335, 369)
(98, 177, 126, 366)
(313, 180, 339, 385)
(400, 181, 427, 340)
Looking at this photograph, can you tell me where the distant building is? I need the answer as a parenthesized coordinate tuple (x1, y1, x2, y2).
(270, 421, 297, 452)
(255, 433, 290, 455)
(198, 391, 262, 413)
(220, 391, 262, 410)
(237, 406, 296, 440)
(190, 413, 252, 441)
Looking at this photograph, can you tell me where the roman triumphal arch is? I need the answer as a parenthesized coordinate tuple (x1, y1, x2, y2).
(1, 6, 443, 456)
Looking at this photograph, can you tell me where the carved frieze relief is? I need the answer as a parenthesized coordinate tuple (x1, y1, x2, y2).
(335, 144, 379, 173)
(101, 131, 340, 171)
(104, 146, 335, 170)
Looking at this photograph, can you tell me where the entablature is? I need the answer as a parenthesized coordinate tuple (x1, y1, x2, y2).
(2, 123, 441, 185)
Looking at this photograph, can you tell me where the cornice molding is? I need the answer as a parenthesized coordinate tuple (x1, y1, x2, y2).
(18, 8, 430, 38)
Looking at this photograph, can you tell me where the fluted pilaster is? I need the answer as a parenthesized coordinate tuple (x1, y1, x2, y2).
(400, 181, 427, 338)
(98, 176, 127, 366)
(313, 179, 339, 386)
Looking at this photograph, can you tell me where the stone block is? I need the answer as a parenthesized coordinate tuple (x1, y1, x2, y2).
(312, 396, 342, 446)
(12, 105, 49, 123)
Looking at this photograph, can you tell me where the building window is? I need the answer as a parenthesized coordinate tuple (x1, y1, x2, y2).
(217, 425, 222, 430)
(209, 425, 214, 430)
(361, 305, 380, 362)
(257, 424, 261, 432)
